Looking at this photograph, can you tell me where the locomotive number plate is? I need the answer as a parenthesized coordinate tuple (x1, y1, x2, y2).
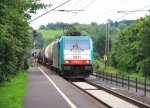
(73, 55, 81, 59)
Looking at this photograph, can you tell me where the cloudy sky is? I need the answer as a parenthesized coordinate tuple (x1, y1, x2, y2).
(29, 0, 150, 29)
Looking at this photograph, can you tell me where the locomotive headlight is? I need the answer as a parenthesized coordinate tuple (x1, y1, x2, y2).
(64, 60, 69, 64)
(85, 60, 90, 64)
(86, 60, 90, 64)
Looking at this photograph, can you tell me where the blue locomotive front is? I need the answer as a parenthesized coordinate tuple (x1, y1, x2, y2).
(52, 36, 93, 78)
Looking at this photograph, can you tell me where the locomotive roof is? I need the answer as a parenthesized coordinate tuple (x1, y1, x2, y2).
(60, 36, 91, 39)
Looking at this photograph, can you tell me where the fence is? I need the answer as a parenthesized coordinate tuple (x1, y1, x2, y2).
(94, 72, 150, 96)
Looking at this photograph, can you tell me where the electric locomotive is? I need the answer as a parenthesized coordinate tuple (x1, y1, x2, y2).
(50, 34, 93, 78)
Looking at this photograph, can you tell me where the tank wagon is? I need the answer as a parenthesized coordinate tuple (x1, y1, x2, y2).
(40, 35, 93, 78)
(38, 49, 46, 65)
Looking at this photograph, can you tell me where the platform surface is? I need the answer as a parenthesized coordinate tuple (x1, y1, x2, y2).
(23, 66, 106, 108)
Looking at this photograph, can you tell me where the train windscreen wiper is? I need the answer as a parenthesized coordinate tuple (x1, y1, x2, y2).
(70, 44, 84, 51)
(70, 45, 76, 51)
(77, 44, 84, 51)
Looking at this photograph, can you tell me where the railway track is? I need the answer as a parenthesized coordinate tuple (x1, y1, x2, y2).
(66, 78, 150, 108)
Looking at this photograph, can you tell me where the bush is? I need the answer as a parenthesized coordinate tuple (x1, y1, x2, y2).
(93, 60, 100, 72)
(24, 60, 29, 70)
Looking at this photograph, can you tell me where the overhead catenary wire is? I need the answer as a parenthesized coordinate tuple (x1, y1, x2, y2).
(29, 0, 71, 23)
(61, 0, 84, 23)
(70, 0, 84, 10)
(93, 0, 125, 22)
(96, 0, 125, 19)
(81, 0, 95, 10)
(68, 0, 95, 23)
(116, 4, 150, 21)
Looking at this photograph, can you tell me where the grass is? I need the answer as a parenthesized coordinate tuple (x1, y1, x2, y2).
(38, 29, 64, 41)
(0, 70, 28, 108)
(93, 59, 119, 74)
(93, 59, 149, 80)
(38, 29, 65, 47)
(28, 59, 33, 67)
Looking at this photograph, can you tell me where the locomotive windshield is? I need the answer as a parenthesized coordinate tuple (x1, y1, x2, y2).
(65, 40, 90, 50)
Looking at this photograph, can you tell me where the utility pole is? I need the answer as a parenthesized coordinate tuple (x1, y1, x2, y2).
(104, 20, 109, 69)
(107, 20, 110, 62)
(104, 23, 107, 69)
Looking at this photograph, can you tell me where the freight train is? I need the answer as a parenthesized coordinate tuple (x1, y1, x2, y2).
(38, 33, 93, 78)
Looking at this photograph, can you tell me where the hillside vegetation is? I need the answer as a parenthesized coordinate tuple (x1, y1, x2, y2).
(38, 30, 64, 40)
(38, 30, 64, 47)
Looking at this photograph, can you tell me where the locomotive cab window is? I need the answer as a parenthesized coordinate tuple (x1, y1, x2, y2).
(65, 40, 90, 50)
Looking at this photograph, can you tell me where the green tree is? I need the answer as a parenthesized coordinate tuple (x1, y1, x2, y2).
(0, 0, 51, 82)
(110, 16, 150, 77)
(39, 25, 46, 30)
(33, 32, 45, 49)
(118, 22, 127, 30)
(137, 16, 150, 77)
